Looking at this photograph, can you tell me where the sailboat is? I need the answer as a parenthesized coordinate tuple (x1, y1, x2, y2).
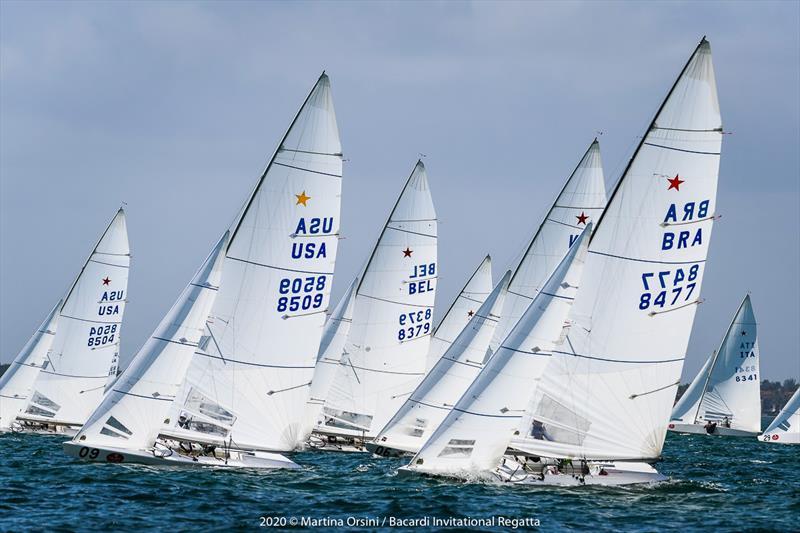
(760, 388, 800, 444)
(407, 37, 724, 486)
(494, 37, 724, 485)
(65, 72, 343, 468)
(312, 160, 438, 451)
(401, 225, 590, 479)
(669, 295, 761, 437)
(2, 209, 130, 435)
(303, 256, 491, 445)
(367, 141, 605, 459)
(367, 270, 510, 457)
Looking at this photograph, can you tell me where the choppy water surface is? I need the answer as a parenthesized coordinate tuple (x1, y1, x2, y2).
(0, 431, 797, 532)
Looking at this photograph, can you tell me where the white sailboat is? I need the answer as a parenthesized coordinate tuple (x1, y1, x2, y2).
(65, 72, 343, 468)
(0, 300, 61, 431)
(495, 37, 724, 485)
(11, 209, 130, 435)
(424, 255, 493, 372)
(367, 269, 510, 457)
(62, 234, 264, 466)
(669, 295, 761, 437)
(760, 388, 800, 444)
(313, 160, 438, 451)
(401, 225, 590, 479)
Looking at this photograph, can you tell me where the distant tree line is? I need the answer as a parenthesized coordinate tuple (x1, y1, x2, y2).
(675, 379, 798, 416)
(1, 363, 796, 417)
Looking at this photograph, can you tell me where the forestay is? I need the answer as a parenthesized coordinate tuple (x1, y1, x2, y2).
(513, 38, 723, 461)
(491, 139, 606, 353)
(22, 209, 130, 426)
(671, 295, 760, 432)
(425, 255, 493, 371)
(321, 161, 438, 438)
(170, 73, 344, 452)
(761, 389, 800, 444)
(407, 227, 590, 474)
(73, 233, 228, 450)
(373, 270, 510, 455)
(0, 300, 61, 430)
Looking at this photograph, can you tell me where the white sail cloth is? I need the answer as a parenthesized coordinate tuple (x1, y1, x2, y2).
(512, 39, 723, 462)
(0, 300, 61, 429)
(73, 233, 228, 449)
(492, 139, 607, 352)
(169, 73, 343, 453)
(670, 295, 760, 432)
(22, 209, 131, 426)
(407, 226, 590, 474)
(373, 270, 510, 455)
(425, 255, 493, 371)
(301, 276, 359, 440)
(321, 161, 438, 438)
(761, 389, 800, 444)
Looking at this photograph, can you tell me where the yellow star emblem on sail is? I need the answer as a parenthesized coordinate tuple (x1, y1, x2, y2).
(295, 191, 311, 206)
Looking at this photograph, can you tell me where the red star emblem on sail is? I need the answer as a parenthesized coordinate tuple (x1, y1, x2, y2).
(576, 212, 588, 225)
(667, 174, 684, 191)
(402, 248, 413, 258)
(102, 277, 111, 285)
(467, 310, 474, 317)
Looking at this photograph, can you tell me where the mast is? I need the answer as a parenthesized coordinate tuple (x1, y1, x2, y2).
(508, 138, 598, 286)
(592, 37, 710, 239)
(355, 160, 425, 295)
(229, 72, 334, 247)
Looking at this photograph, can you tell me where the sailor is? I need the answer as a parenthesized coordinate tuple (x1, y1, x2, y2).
(722, 416, 731, 428)
(704, 421, 717, 434)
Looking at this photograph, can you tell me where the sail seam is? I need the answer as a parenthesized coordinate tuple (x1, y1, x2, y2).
(500, 347, 553, 356)
(226, 255, 334, 276)
(385, 226, 437, 239)
(342, 363, 425, 376)
(278, 147, 342, 157)
(551, 349, 684, 364)
(39, 370, 110, 379)
(451, 407, 522, 419)
(359, 293, 434, 309)
(643, 142, 720, 156)
(272, 161, 342, 178)
(588, 250, 707, 265)
(189, 283, 219, 291)
(152, 336, 199, 348)
(88, 259, 130, 269)
(194, 350, 315, 369)
(60, 315, 123, 325)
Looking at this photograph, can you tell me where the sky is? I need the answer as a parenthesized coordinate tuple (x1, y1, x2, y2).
(1, 1, 798, 382)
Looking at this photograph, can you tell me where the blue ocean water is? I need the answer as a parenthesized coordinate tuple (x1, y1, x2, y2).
(0, 430, 797, 532)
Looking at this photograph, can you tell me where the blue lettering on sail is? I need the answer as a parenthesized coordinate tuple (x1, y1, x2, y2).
(291, 242, 328, 259)
(294, 217, 334, 235)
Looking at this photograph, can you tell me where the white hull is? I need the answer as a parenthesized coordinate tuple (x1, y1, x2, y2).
(758, 432, 800, 445)
(398, 458, 666, 487)
(365, 441, 414, 458)
(306, 433, 368, 453)
(9, 419, 79, 437)
(668, 422, 758, 437)
(63, 441, 300, 469)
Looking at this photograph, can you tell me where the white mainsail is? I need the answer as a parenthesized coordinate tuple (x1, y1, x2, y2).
(0, 300, 61, 430)
(761, 388, 800, 444)
(320, 161, 438, 439)
(72, 233, 228, 450)
(407, 226, 590, 474)
(167, 73, 343, 453)
(670, 295, 761, 433)
(491, 139, 606, 352)
(301, 276, 359, 440)
(372, 270, 510, 456)
(425, 255, 493, 371)
(21, 209, 130, 427)
(512, 38, 723, 462)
